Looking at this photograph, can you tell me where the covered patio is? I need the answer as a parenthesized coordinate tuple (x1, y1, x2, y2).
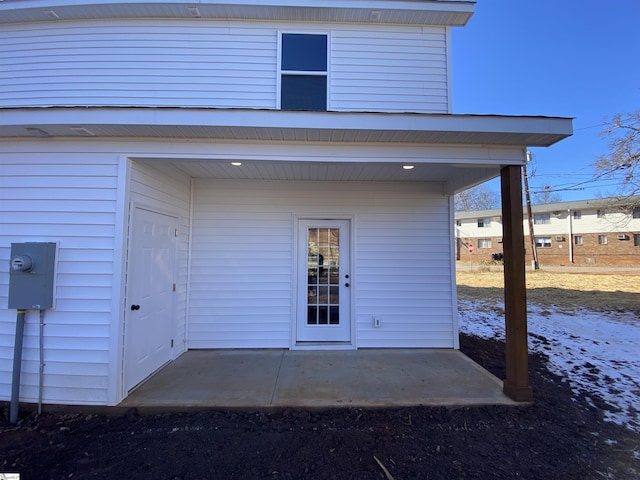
(119, 349, 517, 408)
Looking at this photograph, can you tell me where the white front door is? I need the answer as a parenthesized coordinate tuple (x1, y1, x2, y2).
(297, 219, 351, 343)
(124, 207, 177, 392)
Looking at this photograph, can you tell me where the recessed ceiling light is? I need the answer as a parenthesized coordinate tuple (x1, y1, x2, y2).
(231, 162, 242, 166)
(402, 165, 415, 170)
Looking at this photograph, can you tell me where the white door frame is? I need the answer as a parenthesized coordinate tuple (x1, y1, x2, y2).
(293, 215, 355, 349)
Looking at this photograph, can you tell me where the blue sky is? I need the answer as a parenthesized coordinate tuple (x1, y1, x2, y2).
(451, 0, 640, 202)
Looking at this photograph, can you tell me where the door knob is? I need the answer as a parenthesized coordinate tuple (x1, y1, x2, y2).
(130, 304, 140, 311)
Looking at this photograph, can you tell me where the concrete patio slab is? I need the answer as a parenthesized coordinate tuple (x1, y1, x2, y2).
(119, 349, 517, 409)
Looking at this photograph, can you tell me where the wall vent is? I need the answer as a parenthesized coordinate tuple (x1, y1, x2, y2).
(555, 236, 565, 241)
(617, 234, 629, 240)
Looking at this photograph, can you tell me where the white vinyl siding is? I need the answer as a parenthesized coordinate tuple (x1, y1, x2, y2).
(0, 20, 449, 113)
(0, 21, 278, 109)
(189, 179, 454, 349)
(129, 161, 192, 356)
(0, 152, 120, 405)
(332, 26, 449, 113)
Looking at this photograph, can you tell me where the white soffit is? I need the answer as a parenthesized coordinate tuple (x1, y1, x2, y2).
(0, 1, 475, 26)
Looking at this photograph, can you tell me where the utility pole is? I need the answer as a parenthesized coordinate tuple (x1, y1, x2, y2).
(523, 151, 539, 270)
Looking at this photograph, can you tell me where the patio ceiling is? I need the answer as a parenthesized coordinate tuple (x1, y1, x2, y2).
(135, 157, 500, 185)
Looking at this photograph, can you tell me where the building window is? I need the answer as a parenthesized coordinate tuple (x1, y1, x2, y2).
(533, 213, 551, 225)
(633, 207, 640, 219)
(574, 235, 583, 245)
(478, 239, 491, 248)
(280, 33, 328, 111)
(477, 218, 490, 228)
(534, 237, 552, 248)
(597, 209, 606, 218)
(573, 211, 582, 219)
(598, 235, 608, 245)
(635, 234, 640, 246)
(456, 219, 462, 227)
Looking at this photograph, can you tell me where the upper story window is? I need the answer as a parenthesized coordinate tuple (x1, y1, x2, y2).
(477, 218, 490, 228)
(533, 213, 551, 225)
(573, 211, 582, 219)
(633, 207, 640, 219)
(597, 209, 606, 218)
(280, 33, 328, 111)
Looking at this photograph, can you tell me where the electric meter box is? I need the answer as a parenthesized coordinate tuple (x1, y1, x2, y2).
(8, 242, 56, 310)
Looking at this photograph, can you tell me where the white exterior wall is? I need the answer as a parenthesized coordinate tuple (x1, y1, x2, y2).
(457, 208, 640, 238)
(0, 138, 461, 405)
(570, 209, 640, 235)
(190, 179, 455, 349)
(0, 20, 450, 114)
(0, 146, 122, 405)
(456, 217, 503, 239)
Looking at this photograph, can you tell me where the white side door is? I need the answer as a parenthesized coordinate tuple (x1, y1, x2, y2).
(124, 207, 177, 392)
(296, 219, 351, 343)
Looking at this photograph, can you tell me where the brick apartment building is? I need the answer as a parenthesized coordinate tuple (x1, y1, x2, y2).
(456, 197, 640, 266)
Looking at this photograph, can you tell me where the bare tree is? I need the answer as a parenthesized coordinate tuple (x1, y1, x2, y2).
(454, 184, 500, 212)
(593, 110, 640, 200)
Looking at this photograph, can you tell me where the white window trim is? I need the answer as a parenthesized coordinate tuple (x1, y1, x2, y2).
(534, 236, 552, 248)
(276, 30, 331, 110)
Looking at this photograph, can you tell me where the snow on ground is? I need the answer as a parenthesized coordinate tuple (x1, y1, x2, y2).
(458, 300, 640, 433)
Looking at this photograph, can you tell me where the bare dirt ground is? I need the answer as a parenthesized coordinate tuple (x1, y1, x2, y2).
(1, 268, 639, 479)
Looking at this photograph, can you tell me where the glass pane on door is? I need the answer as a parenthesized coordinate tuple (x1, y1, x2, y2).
(307, 227, 340, 325)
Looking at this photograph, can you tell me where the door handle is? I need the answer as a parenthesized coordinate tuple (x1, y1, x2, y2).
(130, 304, 140, 311)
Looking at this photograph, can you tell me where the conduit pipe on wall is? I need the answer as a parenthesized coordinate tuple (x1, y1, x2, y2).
(39, 309, 45, 415)
(10, 309, 27, 424)
(568, 209, 574, 263)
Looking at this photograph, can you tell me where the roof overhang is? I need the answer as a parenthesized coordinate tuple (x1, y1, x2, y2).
(0, 0, 475, 26)
(0, 107, 572, 193)
(0, 107, 573, 147)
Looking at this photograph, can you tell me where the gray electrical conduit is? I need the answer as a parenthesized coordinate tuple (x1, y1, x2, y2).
(10, 309, 26, 424)
(39, 309, 45, 415)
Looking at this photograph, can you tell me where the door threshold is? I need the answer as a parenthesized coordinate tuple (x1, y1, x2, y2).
(293, 342, 355, 351)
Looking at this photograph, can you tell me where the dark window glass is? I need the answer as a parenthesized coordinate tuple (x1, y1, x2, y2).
(282, 34, 327, 71)
(281, 75, 327, 111)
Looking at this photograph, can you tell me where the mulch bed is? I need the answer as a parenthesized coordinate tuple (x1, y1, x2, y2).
(1, 334, 638, 479)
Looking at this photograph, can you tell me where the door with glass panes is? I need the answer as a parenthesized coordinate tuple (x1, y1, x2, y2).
(297, 220, 351, 343)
